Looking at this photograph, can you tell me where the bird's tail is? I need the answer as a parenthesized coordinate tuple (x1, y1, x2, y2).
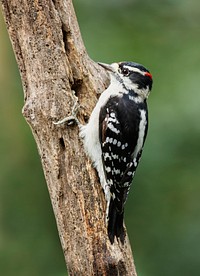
(107, 198, 125, 244)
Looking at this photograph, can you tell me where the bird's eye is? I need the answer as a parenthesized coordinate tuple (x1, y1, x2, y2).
(121, 68, 130, 76)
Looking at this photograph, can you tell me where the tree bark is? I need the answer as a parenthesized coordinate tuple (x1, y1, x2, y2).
(0, 0, 137, 275)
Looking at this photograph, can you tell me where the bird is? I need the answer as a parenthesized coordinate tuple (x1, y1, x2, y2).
(80, 61, 153, 244)
(54, 61, 153, 244)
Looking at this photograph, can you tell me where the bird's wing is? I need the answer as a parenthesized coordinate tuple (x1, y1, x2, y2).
(99, 105, 139, 211)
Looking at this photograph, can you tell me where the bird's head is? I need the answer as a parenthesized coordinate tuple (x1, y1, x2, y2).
(98, 61, 153, 99)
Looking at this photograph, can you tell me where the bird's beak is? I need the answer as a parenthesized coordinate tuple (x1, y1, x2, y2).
(98, 62, 115, 73)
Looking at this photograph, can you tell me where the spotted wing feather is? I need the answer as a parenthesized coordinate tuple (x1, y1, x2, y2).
(99, 95, 148, 243)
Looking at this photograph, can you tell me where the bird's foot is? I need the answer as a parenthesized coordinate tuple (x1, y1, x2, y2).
(53, 91, 81, 126)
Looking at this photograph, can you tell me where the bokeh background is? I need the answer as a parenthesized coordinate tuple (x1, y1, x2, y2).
(1, 0, 200, 275)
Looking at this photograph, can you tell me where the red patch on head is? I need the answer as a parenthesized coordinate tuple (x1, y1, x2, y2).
(145, 72, 152, 79)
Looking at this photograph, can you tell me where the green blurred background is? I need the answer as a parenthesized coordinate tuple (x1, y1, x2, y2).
(1, 0, 200, 275)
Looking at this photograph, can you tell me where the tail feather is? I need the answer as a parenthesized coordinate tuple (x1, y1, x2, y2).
(107, 198, 125, 244)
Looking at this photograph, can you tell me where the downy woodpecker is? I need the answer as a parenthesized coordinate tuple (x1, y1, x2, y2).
(80, 61, 153, 244)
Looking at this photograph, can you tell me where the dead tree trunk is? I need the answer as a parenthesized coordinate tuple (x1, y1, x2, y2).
(1, 0, 137, 275)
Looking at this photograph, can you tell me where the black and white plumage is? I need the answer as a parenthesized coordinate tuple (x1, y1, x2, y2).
(80, 61, 153, 244)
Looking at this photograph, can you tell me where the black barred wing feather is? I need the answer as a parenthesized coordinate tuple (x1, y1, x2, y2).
(99, 97, 145, 243)
(100, 108, 139, 207)
(99, 94, 149, 243)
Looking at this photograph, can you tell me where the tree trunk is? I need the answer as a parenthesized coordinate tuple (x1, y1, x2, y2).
(0, 0, 137, 275)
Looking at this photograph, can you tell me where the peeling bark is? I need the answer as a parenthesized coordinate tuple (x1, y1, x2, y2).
(1, 0, 137, 275)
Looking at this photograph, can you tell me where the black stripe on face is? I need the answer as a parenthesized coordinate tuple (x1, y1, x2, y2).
(119, 62, 150, 74)
(118, 62, 153, 91)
